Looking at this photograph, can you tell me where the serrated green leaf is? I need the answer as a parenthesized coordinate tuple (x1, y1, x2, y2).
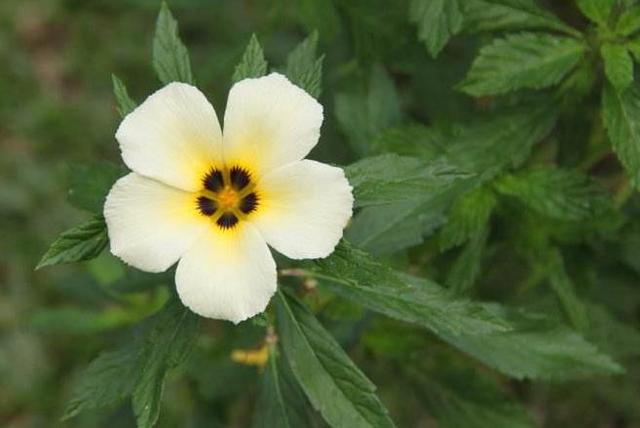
(232, 34, 268, 83)
(346, 198, 448, 256)
(440, 306, 623, 380)
(132, 298, 200, 428)
(310, 243, 622, 380)
(616, 5, 640, 36)
(37, 217, 108, 269)
(462, 0, 578, 35)
(311, 241, 510, 336)
(153, 2, 194, 84)
(602, 82, 640, 187)
(111, 74, 137, 118)
(439, 186, 496, 251)
(335, 65, 400, 155)
(252, 345, 313, 428)
(601, 43, 634, 91)
(576, 0, 615, 25)
(446, 226, 489, 294)
(62, 347, 138, 420)
(345, 154, 472, 207)
(285, 31, 323, 98)
(495, 167, 611, 221)
(62, 298, 199, 426)
(546, 249, 589, 332)
(275, 290, 395, 428)
(460, 33, 586, 97)
(409, 0, 463, 57)
(67, 161, 126, 213)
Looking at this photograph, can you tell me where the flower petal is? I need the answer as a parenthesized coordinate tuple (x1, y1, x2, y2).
(252, 160, 353, 259)
(222, 73, 323, 177)
(116, 82, 223, 191)
(104, 173, 207, 272)
(175, 223, 277, 323)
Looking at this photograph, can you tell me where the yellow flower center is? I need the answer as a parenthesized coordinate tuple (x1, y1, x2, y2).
(195, 165, 259, 230)
(218, 187, 240, 210)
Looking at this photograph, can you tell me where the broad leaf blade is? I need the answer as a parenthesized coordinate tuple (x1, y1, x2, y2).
(460, 33, 586, 97)
(311, 242, 510, 336)
(576, 0, 615, 25)
(62, 348, 138, 420)
(285, 31, 324, 98)
(409, 0, 463, 57)
(462, 0, 577, 35)
(275, 290, 395, 428)
(37, 217, 108, 269)
(153, 2, 194, 84)
(602, 82, 640, 188)
(252, 345, 313, 428)
(494, 167, 611, 221)
(111, 74, 137, 118)
(601, 43, 634, 92)
(232, 34, 268, 83)
(132, 298, 200, 428)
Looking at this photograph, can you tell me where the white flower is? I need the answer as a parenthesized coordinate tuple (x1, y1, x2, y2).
(104, 73, 353, 323)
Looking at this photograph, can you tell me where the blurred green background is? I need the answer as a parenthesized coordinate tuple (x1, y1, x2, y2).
(2, 0, 640, 427)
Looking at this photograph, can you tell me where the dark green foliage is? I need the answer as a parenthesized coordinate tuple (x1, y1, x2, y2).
(285, 31, 324, 98)
(460, 33, 586, 96)
(232, 34, 268, 83)
(19, 1, 640, 427)
(63, 298, 200, 427)
(275, 290, 395, 428)
(111, 74, 137, 118)
(37, 217, 108, 269)
(153, 2, 194, 84)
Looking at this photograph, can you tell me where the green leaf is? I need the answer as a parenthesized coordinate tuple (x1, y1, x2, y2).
(132, 298, 200, 428)
(439, 186, 496, 251)
(67, 161, 126, 213)
(602, 82, 640, 187)
(335, 65, 401, 155)
(616, 5, 640, 36)
(446, 226, 489, 294)
(232, 34, 268, 83)
(345, 198, 448, 256)
(462, 0, 578, 36)
(345, 154, 472, 208)
(36, 217, 108, 269)
(311, 242, 510, 336)
(408, 364, 535, 428)
(546, 249, 589, 332)
(275, 290, 395, 428)
(576, 0, 615, 25)
(63, 348, 138, 420)
(409, 0, 463, 57)
(295, 0, 340, 41)
(111, 74, 137, 118)
(460, 33, 586, 97)
(153, 2, 194, 84)
(62, 298, 200, 426)
(310, 243, 622, 380)
(252, 344, 312, 428)
(285, 31, 324, 98)
(494, 167, 611, 221)
(440, 306, 623, 380)
(601, 43, 634, 91)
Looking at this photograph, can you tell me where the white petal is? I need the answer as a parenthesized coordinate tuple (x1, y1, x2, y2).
(116, 82, 223, 192)
(175, 223, 277, 323)
(222, 73, 323, 177)
(251, 160, 353, 259)
(104, 173, 207, 272)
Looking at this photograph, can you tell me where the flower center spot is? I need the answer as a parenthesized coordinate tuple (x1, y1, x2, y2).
(196, 166, 259, 229)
